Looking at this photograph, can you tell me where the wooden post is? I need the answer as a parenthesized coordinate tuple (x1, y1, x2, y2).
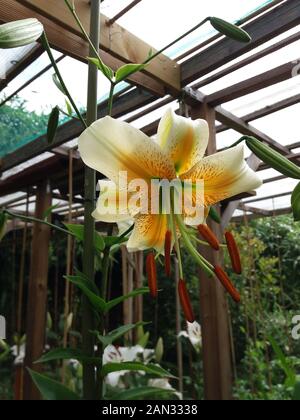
(23, 181, 51, 400)
(190, 103, 233, 400)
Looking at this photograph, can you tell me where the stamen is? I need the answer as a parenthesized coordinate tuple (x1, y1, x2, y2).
(164, 230, 172, 277)
(178, 279, 195, 323)
(146, 252, 158, 298)
(197, 224, 220, 251)
(225, 231, 242, 274)
(214, 266, 241, 303)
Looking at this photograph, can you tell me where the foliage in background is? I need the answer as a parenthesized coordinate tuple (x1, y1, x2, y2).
(0, 97, 50, 157)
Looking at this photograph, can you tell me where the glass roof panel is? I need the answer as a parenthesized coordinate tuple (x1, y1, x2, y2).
(105, 0, 275, 58)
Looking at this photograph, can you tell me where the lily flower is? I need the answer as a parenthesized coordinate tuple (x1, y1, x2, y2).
(79, 109, 261, 251)
(79, 109, 262, 308)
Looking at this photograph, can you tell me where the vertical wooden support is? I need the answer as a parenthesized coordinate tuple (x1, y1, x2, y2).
(23, 181, 51, 400)
(190, 103, 233, 400)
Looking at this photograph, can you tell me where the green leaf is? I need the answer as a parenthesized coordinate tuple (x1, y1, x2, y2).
(208, 206, 221, 224)
(47, 106, 60, 144)
(109, 386, 178, 400)
(52, 73, 66, 96)
(28, 369, 80, 400)
(105, 287, 150, 312)
(87, 57, 114, 81)
(104, 236, 128, 247)
(66, 274, 106, 313)
(94, 322, 149, 348)
(137, 331, 150, 348)
(115, 63, 146, 83)
(268, 335, 296, 387)
(65, 99, 73, 117)
(293, 381, 300, 401)
(0, 212, 8, 242)
(102, 362, 176, 379)
(0, 19, 44, 49)
(209, 17, 251, 43)
(64, 223, 105, 251)
(292, 182, 300, 222)
(42, 203, 59, 220)
(36, 348, 100, 365)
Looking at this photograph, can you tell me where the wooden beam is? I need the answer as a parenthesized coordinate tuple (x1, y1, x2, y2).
(194, 30, 300, 90)
(208, 61, 298, 107)
(190, 103, 233, 400)
(232, 206, 292, 222)
(0, 88, 156, 173)
(15, 0, 180, 93)
(238, 204, 270, 216)
(0, 1, 165, 96)
(23, 180, 51, 400)
(217, 93, 300, 133)
(215, 106, 296, 158)
(181, 0, 300, 85)
(245, 190, 292, 204)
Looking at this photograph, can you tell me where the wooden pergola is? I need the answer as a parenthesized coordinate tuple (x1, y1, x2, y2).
(0, 0, 300, 400)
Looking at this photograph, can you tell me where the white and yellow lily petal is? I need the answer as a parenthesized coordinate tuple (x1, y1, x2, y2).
(181, 144, 262, 207)
(157, 108, 209, 176)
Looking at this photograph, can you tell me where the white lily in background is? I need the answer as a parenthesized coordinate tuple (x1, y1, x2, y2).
(148, 378, 182, 400)
(79, 109, 262, 254)
(103, 345, 154, 387)
(179, 321, 202, 353)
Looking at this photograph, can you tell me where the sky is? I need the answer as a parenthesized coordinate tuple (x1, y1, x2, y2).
(0, 0, 299, 212)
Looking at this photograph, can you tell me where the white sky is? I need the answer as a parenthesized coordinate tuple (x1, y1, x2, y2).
(0, 0, 299, 212)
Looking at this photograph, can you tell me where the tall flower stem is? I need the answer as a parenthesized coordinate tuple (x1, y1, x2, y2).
(81, 0, 100, 401)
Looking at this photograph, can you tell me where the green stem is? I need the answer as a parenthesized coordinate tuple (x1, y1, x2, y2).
(175, 214, 214, 277)
(170, 192, 183, 279)
(115, 18, 210, 84)
(64, 0, 112, 83)
(144, 18, 209, 65)
(3, 210, 73, 237)
(107, 83, 115, 117)
(81, 0, 100, 401)
(41, 32, 87, 128)
(194, 236, 227, 249)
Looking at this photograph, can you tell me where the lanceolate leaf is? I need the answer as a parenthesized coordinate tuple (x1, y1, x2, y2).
(109, 386, 178, 401)
(52, 73, 66, 96)
(94, 322, 149, 348)
(36, 348, 100, 365)
(47, 106, 60, 144)
(209, 17, 251, 43)
(0, 19, 44, 49)
(87, 57, 114, 81)
(64, 223, 105, 251)
(268, 336, 296, 387)
(28, 369, 80, 400)
(65, 275, 106, 313)
(102, 362, 176, 379)
(115, 63, 146, 83)
(291, 182, 300, 222)
(105, 288, 150, 312)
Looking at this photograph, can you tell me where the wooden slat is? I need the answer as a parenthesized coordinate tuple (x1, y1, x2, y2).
(207, 61, 297, 107)
(0, 1, 165, 96)
(16, 0, 180, 93)
(232, 206, 292, 222)
(181, 0, 300, 85)
(194, 30, 300, 90)
(215, 106, 295, 157)
(217, 93, 300, 133)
